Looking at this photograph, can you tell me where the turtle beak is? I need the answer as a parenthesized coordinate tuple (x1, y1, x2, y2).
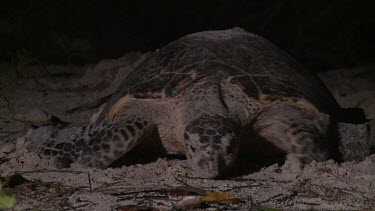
(194, 149, 229, 178)
(185, 133, 238, 178)
(183, 114, 240, 178)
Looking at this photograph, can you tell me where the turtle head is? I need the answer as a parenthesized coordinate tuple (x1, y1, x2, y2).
(183, 114, 240, 178)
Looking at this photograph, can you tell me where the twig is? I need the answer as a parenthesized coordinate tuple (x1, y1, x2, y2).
(224, 184, 261, 192)
(0, 130, 25, 133)
(70, 203, 92, 210)
(88, 172, 93, 191)
(15, 168, 86, 175)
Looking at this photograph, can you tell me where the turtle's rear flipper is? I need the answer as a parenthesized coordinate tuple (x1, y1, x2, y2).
(253, 103, 336, 164)
(337, 121, 374, 162)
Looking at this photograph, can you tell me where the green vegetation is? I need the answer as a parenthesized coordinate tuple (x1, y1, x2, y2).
(0, 190, 16, 209)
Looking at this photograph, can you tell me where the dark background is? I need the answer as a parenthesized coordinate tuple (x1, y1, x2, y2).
(1, 0, 374, 72)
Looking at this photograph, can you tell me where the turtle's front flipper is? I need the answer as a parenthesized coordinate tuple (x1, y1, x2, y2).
(77, 99, 157, 168)
(252, 103, 338, 163)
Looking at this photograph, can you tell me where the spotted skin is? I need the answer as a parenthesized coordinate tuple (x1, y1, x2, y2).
(184, 114, 240, 177)
(253, 103, 332, 163)
(31, 28, 342, 178)
(78, 118, 151, 168)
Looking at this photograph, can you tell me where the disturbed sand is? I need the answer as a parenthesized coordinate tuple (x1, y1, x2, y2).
(1, 53, 374, 210)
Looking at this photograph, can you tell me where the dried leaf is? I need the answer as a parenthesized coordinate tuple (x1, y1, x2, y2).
(2, 174, 29, 188)
(202, 191, 240, 202)
(175, 196, 202, 208)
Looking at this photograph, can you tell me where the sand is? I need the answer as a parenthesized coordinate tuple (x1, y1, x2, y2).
(1, 53, 374, 210)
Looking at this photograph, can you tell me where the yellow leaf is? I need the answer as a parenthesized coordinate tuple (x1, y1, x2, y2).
(202, 191, 239, 202)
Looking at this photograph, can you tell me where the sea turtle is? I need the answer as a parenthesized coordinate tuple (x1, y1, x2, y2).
(33, 28, 344, 178)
